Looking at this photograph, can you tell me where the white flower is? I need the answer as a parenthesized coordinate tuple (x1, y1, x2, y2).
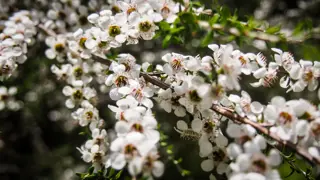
(72, 101, 99, 126)
(154, 88, 186, 117)
(228, 91, 263, 121)
(264, 96, 298, 141)
(62, 86, 96, 108)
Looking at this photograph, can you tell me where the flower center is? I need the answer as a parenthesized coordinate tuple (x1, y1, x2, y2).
(131, 123, 144, 133)
(139, 21, 152, 32)
(171, 58, 182, 70)
(212, 149, 225, 162)
(58, 11, 67, 19)
(112, 6, 121, 14)
(239, 56, 247, 65)
(98, 41, 108, 48)
(121, 63, 131, 71)
(143, 156, 154, 169)
(303, 69, 314, 82)
(54, 43, 65, 52)
(124, 144, 137, 156)
(115, 75, 128, 87)
(300, 112, 313, 121)
(127, 7, 136, 15)
(73, 67, 83, 77)
(79, 37, 87, 48)
(161, 6, 170, 18)
(133, 88, 143, 100)
(311, 122, 320, 136)
(279, 111, 293, 125)
(108, 25, 121, 37)
(203, 120, 215, 133)
(72, 90, 83, 100)
(0, 65, 11, 75)
(85, 111, 93, 120)
(93, 152, 103, 163)
(251, 158, 267, 174)
(189, 90, 202, 102)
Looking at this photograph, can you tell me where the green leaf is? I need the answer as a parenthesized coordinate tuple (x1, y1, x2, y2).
(146, 65, 153, 72)
(179, 12, 196, 25)
(201, 30, 213, 47)
(159, 21, 170, 31)
(209, 13, 220, 25)
(114, 170, 123, 179)
(108, 168, 115, 178)
(266, 25, 281, 34)
(88, 166, 94, 175)
(170, 26, 185, 34)
(162, 34, 172, 48)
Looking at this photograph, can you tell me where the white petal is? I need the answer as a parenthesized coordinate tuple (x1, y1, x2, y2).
(201, 159, 214, 172)
(228, 94, 240, 103)
(128, 157, 143, 176)
(215, 134, 228, 148)
(152, 161, 164, 177)
(177, 120, 188, 130)
(191, 118, 202, 133)
(226, 123, 241, 138)
(85, 39, 97, 49)
(250, 101, 263, 114)
(115, 121, 130, 134)
(296, 120, 308, 136)
(268, 149, 282, 166)
(112, 154, 126, 170)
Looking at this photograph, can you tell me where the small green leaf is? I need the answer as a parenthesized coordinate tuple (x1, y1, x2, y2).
(159, 21, 170, 31)
(114, 170, 123, 179)
(162, 34, 172, 48)
(266, 25, 281, 34)
(88, 166, 94, 175)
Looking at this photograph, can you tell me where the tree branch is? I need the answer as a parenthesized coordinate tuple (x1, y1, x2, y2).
(139, 73, 320, 165)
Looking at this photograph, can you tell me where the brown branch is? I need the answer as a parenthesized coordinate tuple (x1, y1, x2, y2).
(138, 73, 320, 165)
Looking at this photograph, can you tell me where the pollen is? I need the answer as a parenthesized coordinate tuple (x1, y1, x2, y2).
(279, 111, 293, 125)
(161, 6, 170, 19)
(203, 120, 215, 133)
(72, 90, 83, 100)
(112, 6, 121, 14)
(54, 43, 65, 53)
(131, 123, 144, 133)
(127, 7, 136, 15)
(251, 157, 267, 174)
(108, 25, 121, 37)
(139, 21, 152, 32)
(85, 111, 93, 120)
(79, 37, 87, 48)
(124, 144, 137, 155)
(73, 67, 83, 77)
(171, 58, 182, 70)
(115, 75, 128, 87)
(238, 56, 247, 65)
(189, 90, 202, 102)
(303, 69, 314, 82)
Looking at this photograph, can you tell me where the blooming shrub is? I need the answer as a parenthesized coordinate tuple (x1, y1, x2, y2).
(1, 0, 320, 180)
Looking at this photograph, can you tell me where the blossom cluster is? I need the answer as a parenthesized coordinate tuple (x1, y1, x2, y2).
(0, 10, 37, 80)
(3, 0, 320, 179)
(47, 0, 185, 178)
